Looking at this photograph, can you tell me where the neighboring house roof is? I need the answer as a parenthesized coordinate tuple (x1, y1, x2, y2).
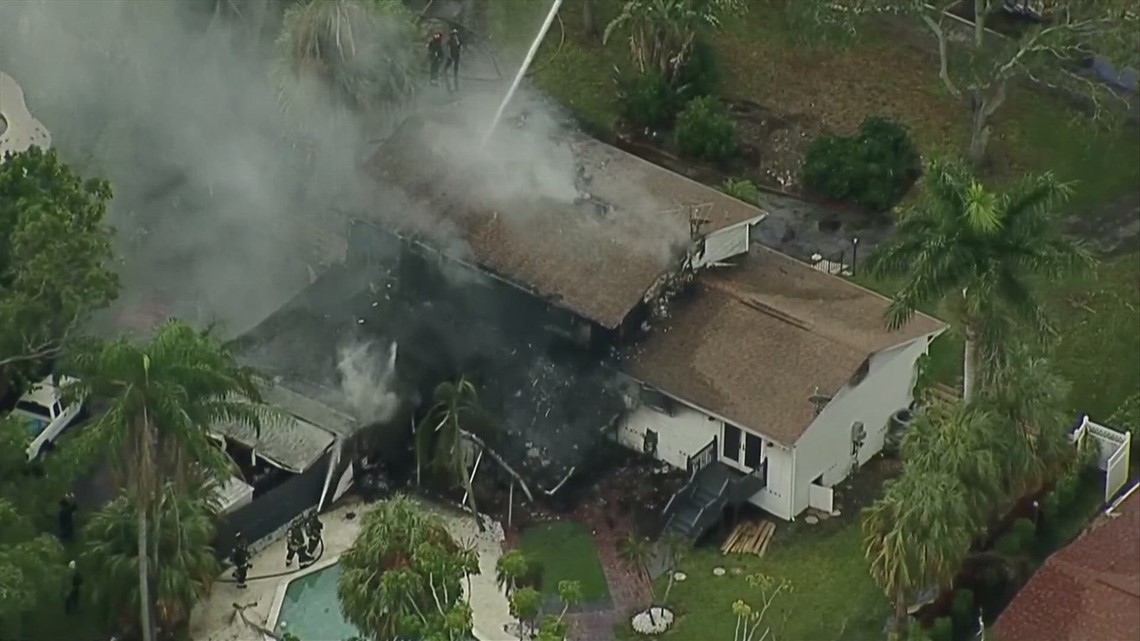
(367, 111, 765, 329)
(622, 246, 945, 446)
(0, 71, 52, 158)
(212, 400, 335, 475)
(994, 488, 1140, 641)
(261, 380, 362, 439)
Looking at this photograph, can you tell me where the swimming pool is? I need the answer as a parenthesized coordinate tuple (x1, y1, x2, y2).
(273, 562, 361, 641)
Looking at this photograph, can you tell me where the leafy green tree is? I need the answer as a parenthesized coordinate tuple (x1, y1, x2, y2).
(415, 377, 484, 520)
(65, 320, 270, 641)
(509, 586, 542, 638)
(272, 0, 419, 115)
(555, 579, 583, 621)
(603, 0, 746, 85)
(495, 548, 530, 597)
(0, 146, 118, 386)
(82, 480, 221, 636)
(0, 414, 104, 639)
(863, 470, 977, 640)
(790, 0, 1139, 164)
(864, 158, 1092, 399)
(337, 495, 479, 641)
(1108, 391, 1140, 462)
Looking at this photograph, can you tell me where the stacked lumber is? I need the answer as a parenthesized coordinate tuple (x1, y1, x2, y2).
(720, 520, 776, 557)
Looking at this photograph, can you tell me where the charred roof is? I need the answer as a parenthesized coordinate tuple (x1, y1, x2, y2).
(364, 109, 765, 329)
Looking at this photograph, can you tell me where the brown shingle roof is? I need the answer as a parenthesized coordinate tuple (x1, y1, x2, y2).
(366, 113, 765, 329)
(622, 246, 945, 445)
(994, 489, 1140, 641)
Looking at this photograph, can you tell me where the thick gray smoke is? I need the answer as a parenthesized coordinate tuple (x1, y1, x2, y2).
(336, 340, 401, 425)
(0, 0, 381, 338)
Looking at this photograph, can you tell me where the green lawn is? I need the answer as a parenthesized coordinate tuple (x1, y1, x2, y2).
(487, 1, 1139, 213)
(856, 253, 1140, 421)
(519, 521, 610, 603)
(616, 520, 887, 641)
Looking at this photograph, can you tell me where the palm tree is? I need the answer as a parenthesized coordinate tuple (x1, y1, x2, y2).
(603, 0, 745, 84)
(495, 548, 530, 597)
(64, 320, 270, 641)
(863, 470, 977, 640)
(864, 158, 1093, 399)
(415, 377, 484, 521)
(978, 344, 1075, 497)
(338, 495, 478, 640)
(900, 402, 1003, 521)
(618, 535, 658, 622)
(272, 0, 418, 115)
(82, 479, 222, 636)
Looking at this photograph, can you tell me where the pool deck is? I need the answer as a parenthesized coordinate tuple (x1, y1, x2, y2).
(189, 497, 519, 641)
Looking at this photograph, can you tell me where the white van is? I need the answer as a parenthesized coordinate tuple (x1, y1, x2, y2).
(11, 376, 82, 460)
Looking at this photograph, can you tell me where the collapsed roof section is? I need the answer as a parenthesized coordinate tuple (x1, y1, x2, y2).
(365, 107, 765, 329)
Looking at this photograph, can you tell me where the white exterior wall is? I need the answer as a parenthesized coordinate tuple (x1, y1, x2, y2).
(789, 333, 939, 517)
(616, 398, 795, 520)
(693, 219, 760, 268)
(618, 404, 719, 470)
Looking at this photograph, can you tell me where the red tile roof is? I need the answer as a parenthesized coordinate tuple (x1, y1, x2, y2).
(993, 488, 1140, 641)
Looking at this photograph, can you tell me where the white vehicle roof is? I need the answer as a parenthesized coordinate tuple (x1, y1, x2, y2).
(18, 376, 78, 409)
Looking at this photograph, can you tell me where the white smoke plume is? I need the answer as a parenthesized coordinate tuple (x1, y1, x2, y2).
(336, 340, 400, 425)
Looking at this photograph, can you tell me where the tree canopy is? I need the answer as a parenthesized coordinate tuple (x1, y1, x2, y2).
(864, 157, 1092, 397)
(338, 495, 479, 641)
(604, 0, 746, 84)
(792, 0, 1140, 163)
(0, 146, 118, 384)
(272, 0, 420, 116)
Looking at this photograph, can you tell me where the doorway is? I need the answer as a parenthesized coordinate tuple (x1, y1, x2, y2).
(722, 424, 742, 463)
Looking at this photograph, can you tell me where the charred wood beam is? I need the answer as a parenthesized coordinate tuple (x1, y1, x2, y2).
(459, 429, 535, 503)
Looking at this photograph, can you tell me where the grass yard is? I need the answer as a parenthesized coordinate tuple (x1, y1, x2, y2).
(856, 253, 1140, 421)
(616, 519, 887, 641)
(519, 521, 610, 602)
(486, 0, 1139, 213)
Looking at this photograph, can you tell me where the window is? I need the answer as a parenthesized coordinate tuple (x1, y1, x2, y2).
(640, 386, 675, 416)
(643, 430, 659, 456)
(51, 402, 63, 419)
(15, 401, 49, 419)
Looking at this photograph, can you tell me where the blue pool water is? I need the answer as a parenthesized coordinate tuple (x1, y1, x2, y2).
(274, 563, 361, 641)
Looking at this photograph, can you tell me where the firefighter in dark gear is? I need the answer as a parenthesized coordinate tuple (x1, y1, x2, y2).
(65, 560, 82, 614)
(58, 492, 78, 543)
(427, 32, 445, 85)
(305, 510, 324, 558)
(230, 532, 252, 588)
(286, 519, 311, 567)
(444, 28, 462, 92)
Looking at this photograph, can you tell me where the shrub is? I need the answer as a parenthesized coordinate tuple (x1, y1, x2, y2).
(1010, 517, 1036, 546)
(951, 588, 976, 622)
(675, 96, 737, 162)
(677, 37, 720, 99)
(615, 67, 682, 131)
(1108, 392, 1140, 460)
(929, 617, 953, 641)
(801, 116, 922, 213)
(723, 177, 760, 204)
(519, 558, 545, 591)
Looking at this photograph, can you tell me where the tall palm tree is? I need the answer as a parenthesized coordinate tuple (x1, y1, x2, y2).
(864, 158, 1093, 399)
(64, 320, 269, 641)
(494, 548, 530, 597)
(863, 470, 977, 640)
(415, 377, 484, 520)
(82, 479, 222, 636)
(603, 0, 745, 84)
(272, 0, 418, 115)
